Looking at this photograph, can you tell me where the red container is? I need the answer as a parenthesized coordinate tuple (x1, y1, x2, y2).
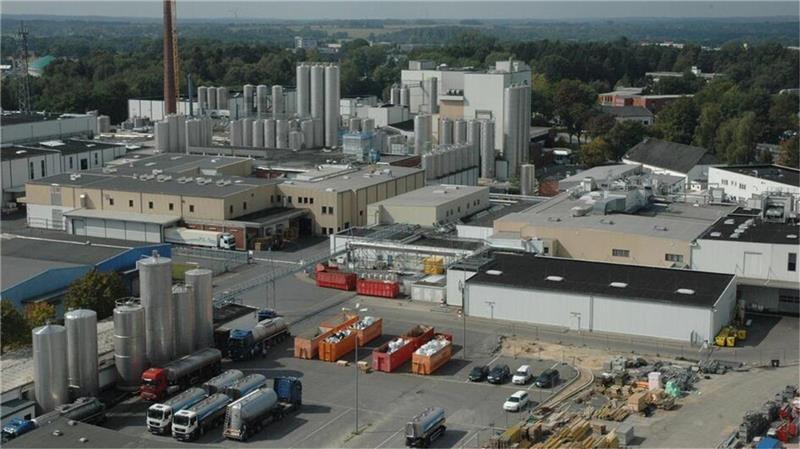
(357, 279, 400, 298)
(372, 325, 434, 372)
(317, 271, 357, 291)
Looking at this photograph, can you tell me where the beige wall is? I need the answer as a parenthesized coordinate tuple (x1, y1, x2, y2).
(439, 102, 464, 120)
(367, 187, 489, 227)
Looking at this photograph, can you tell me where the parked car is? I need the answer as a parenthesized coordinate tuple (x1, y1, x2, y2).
(468, 365, 490, 382)
(512, 365, 533, 385)
(487, 364, 510, 384)
(534, 369, 560, 388)
(503, 391, 530, 412)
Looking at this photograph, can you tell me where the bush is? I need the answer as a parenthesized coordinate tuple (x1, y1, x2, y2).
(64, 270, 128, 320)
(1, 301, 30, 351)
(25, 302, 56, 328)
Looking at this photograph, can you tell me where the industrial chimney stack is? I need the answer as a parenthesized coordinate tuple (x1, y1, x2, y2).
(163, 0, 177, 115)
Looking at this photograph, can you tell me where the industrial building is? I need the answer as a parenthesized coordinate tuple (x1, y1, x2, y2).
(599, 105, 654, 125)
(708, 164, 800, 202)
(461, 252, 737, 344)
(367, 185, 490, 227)
(1, 112, 99, 144)
(1, 139, 127, 205)
(622, 138, 719, 188)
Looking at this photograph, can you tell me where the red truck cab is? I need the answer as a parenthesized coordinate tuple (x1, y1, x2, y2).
(140, 368, 168, 401)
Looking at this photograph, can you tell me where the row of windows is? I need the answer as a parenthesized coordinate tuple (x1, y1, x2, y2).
(321, 206, 335, 215)
(444, 199, 483, 218)
(320, 224, 348, 235)
(719, 179, 747, 190)
(610, 248, 684, 264)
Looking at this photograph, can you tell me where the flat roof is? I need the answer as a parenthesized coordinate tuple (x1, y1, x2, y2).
(498, 192, 735, 242)
(1, 146, 58, 161)
(460, 200, 539, 227)
(18, 139, 124, 156)
(410, 235, 484, 251)
(0, 112, 61, 126)
(1, 237, 125, 266)
(714, 165, 799, 188)
(600, 105, 654, 118)
(105, 153, 249, 176)
(63, 209, 181, 225)
(558, 164, 643, 190)
(4, 416, 183, 448)
(371, 185, 488, 208)
(468, 252, 733, 308)
(699, 214, 800, 245)
(1, 256, 82, 291)
(284, 165, 422, 192)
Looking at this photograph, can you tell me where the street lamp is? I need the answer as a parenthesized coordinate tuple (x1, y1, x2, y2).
(343, 305, 368, 435)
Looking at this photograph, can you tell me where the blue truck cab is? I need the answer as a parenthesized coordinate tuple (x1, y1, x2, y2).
(2, 418, 36, 441)
(274, 377, 303, 405)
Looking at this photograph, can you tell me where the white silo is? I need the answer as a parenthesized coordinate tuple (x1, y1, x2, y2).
(520, 164, 536, 196)
(272, 85, 285, 118)
(230, 119, 243, 147)
(207, 86, 217, 110)
(362, 118, 375, 133)
(176, 114, 186, 152)
(289, 130, 304, 150)
(422, 154, 433, 180)
(439, 117, 453, 145)
(436, 151, 445, 178)
(275, 119, 289, 148)
(138, 253, 174, 366)
(33, 324, 69, 412)
(66, 309, 98, 398)
(422, 77, 438, 114)
(454, 119, 467, 144)
(519, 84, 532, 165)
(242, 118, 253, 147)
(197, 86, 208, 114)
(503, 85, 520, 178)
(301, 119, 314, 148)
(172, 284, 196, 357)
(243, 84, 255, 116)
(480, 120, 496, 178)
(400, 85, 410, 107)
(313, 117, 324, 147)
(324, 64, 340, 148)
(296, 63, 310, 117)
(113, 299, 146, 391)
(466, 119, 481, 151)
(414, 114, 432, 155)
(252, 119, 265, 148)
(390, 84, 401, 105)
(256, 85, 269, 117)
(264, 118, 276, 148)
(216, 87, 229, 111)
(155, 120, 170, 152)
(185, 268, 214, 350)
(349, 117, 361, 133)
(310, 64, 324, 120)
(167, 114, 179, 152)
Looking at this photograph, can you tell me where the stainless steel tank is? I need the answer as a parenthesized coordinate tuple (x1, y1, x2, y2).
(113, 299, 147, 391)
(296, 63, 310, 117)
(454, 119, 467, 144)
(256, 85, 269, 117)
(272, 85, 285, 118)
(349, 117, 361, 133)
(138, 253, 174, 366)
(173, 284, 196, 357)
(264, 118, 276, 148)
(216, 87, 229, 111)
(243, 84, 255, 116)
(202, 369, 244, 395)
(323, 64, 340, 148)
(185, 268, 214, 350)
(65, 309, 98, 397)
(242, 118, 253, 147)
(480, 120, 496, 179)
(310, 64, 324, 119)
(197, 86, 208, 114)
(33, 324, 69, 412)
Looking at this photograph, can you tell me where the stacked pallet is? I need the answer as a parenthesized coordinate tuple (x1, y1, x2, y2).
(595, 400, 630, 422)
(530, 418, 620, 449)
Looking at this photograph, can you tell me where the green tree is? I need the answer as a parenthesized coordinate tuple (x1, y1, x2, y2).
(553, 79, 596, 143)
(693, 103, 723, 153)
(586, 113, 617, 138)
(64, 270, 128, 320)
(25, 302, 57, 328)
(580, 137, 614, 167)
(1, 301, 30, 351)
(716, 112, 759, 164)
(605, 121, 648, 160)
(655, 97, 699, 144)
(777, 136, 799, 168)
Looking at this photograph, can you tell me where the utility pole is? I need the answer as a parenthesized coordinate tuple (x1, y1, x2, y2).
(16, 22, 32, 113)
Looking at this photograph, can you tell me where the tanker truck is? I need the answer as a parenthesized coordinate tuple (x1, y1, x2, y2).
(222, 374, 267, 400)
(171, 393, 232, 441)
(222, 377, 303, 441)
(227, 318, 290, 361)
(140, 348, 222, 401)
(146, 387, 207, 435)
(405, 407, 446, 448)
(202, 369, 244, 395)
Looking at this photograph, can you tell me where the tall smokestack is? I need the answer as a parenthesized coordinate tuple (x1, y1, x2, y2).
(163, 0, 177, 115)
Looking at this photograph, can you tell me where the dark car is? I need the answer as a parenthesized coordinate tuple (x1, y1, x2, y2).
(468, 365, 490, 382)
(487, 364, 511, 384)
(534, 369, 560, 388)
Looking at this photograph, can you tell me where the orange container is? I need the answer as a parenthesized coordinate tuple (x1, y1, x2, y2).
(411, 335, 453, 375)
(351, 318, 382, 346)
(319, 332, 357, 362)
(294, 314, 360, 359)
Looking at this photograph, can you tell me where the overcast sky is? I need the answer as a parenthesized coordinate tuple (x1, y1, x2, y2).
(2, 1, 797, 20)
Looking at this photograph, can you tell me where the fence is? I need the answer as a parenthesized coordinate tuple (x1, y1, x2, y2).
(172, 246, 250, 275)
(26, 216, 65, 231)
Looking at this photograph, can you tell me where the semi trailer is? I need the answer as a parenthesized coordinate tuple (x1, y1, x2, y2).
(164, 227, 236, 250)
(405, 407, 446, 448)
(172, 393, 232, 441)
(228, 318, 290, 361)
(222, 377, 303, 441)
(202, 369, 244, 395)
(140, 348, 222, 401)
(222, 374, 268, 400)
(146, 387, 207, 435)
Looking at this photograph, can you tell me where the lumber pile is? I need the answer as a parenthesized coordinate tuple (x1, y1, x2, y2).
(530, 418, 620, 449)
(595, 400, 631, 422)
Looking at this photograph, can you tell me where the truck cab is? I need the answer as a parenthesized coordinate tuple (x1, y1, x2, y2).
(219, 233, 236, 250)
(2, 418, 36, 441)
(147, 404, 174, 434)
(141, 368, 168, 401)
(171, 410, 198, 440)
(227, 330, 257, 360)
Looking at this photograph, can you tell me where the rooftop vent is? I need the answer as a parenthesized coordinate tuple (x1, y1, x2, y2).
(710, 232, 722, 237)
(724, 219, 735, 225)
(676, 288, 695, 295)
(653, 225, 668, 231)
(325, 187, 336, 192)
(545, 275, 564, 282)
(609, 282, 628, 288)
(15, 149, 26, 154)
(145, 162, 156, 167)
(486, 270, 503, 276)
(788, 234, 798, 239)
(730, 232, 740, 239)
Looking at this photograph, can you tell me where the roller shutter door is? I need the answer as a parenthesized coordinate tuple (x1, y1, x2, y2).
(72, 219, 86, 237)
(85, 218, 107, 238)
(125, 222, 147, 242)
(105, 220, 126, 240)
(145, 223, 162, 243)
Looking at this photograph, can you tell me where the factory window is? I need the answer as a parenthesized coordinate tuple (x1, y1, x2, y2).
(457, 206, 461, 213)
(29, 162, 34, 179)
(230, 205, 234, 214)
(665, 253, 684, 263)
(41, 160, 46, 177)
(94, 153, 99, 165)
(329, 207, 334, 215)
(322, 228, 327, 235)
(287, 196, 292, 203)
(344, 222, 350, 229)
(739, 183, 746, 189)
(328, 227, 334, 234)
(148, 201, 154, 209)
(310, 198, 314, 204)
(129, 200, 134, 207)
(779, 289, 799, 305)
(322, 206, 327, 214)
(169, 203, 174, 211)
(69, 157, 73, 169)
(109, 198, 114, 205)
(276, 195, 281, 202)
(789, 253, 797, 272)
(270, 195, 274, 203)
(611, 249, 630, 257)
(243, 201, 247, 211)
(721, 179, 728, 185)
(189, 205, 195, 212)
(359, 210, 363, 216)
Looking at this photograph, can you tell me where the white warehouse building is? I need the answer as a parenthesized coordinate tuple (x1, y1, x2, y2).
(463, 252, 737, 344)
(708, 165, 800, 203)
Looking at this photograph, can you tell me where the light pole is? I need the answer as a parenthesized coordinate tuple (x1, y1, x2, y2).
(570, 311, 582, 345)
(485, 301, 495, 320)
(343, 305, 368, 435)
(458, 276, 467, 359)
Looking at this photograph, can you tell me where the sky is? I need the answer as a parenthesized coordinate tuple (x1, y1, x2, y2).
(2, 1, 798, 20)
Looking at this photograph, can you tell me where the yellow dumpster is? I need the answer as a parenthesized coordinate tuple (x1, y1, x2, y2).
(714, 328, 729, 347)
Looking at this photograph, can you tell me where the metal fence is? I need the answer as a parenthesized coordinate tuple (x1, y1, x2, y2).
(25, 217, 65, 231)
(172, 246, 250, 275)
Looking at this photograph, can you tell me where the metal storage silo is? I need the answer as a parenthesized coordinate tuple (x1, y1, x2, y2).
(65, 309, 98, 397)
(33, 324, 69, 412)
(449, 148, 457, 175)
(362, 118, 375, 133)
(503, 85, 520, 177)
(390, 84, 401, 105)
(439, 118, 453, 145)
(197, 86, 208, 114)
(414, 114, 432, 155)
(138, 253, 174, 366)
(97, 115, 111, 133)
(422, 77, 438, 114)
(349, 117, 361, 133)
(454, 119, 467, 144)
(185, 268, 214, 350)
(252, 119, 265, 148)
(173, 284, 196, 357)
(310, 64, 324, 120)
(480, 120, 495, 178)
(230, 119, 243, 147)
(289, 130, 304, 150)
(400, 85, 410, 107)
(155, 121, 170, 152)
(271, 85, 284, 118)
(264, 118, 276, 148)
(296, 63, 310, 117)
(422, 154, 433, 180)
(275, 119, 289, 148)
(312, 117, 324, 148)
(207, 86, 218, 110)
(520, 164, 537, 196)
(167, 114, 179, 152)
(243, 84, 255, 116)
(176, 114, 186, 152)
(466, 119, 481, 151)
(113, 299, 146, 391)
(256, 85, 269, 117)
(216, 87, 229, 111)
(301, 119, 314, 148)
(242, 118, 253, 147)
(324, 64, 340, 148)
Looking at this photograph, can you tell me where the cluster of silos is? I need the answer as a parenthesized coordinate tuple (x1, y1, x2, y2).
(413, 114, 433, 155)
(113, 299, 146, 391)
(230, 117, 311, 149)
(155, 114, 187, 153)
(421, 143, 480, 181)
(503, 83, 532, 178)
(197, 86, 229, 114)
(185, 117, 213, 148)
(295, 62, 340, 148)
(520, 164, 537, 196)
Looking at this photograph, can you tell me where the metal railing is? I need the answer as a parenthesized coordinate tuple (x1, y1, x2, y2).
(172, 246, 250, 275)
(26, 217, 65, 231)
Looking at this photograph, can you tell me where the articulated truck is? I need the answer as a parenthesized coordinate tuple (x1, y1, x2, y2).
(222, 377, 302, 442)
(140, 348, 222, 401)
(228, 318, 290, 361)
(171, 393, 232, 441)
(164, 227, 236, 250)
(146, 387, 207, 435)
(405, 407, 446, 448)
(202, 369, 244, 395)
(222, 374, 267, 400)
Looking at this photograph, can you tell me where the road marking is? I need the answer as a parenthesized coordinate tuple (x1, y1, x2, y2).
(374, 428, 403, 449)
(289, 407, 351, 449)
(3, 233, 132, 249)
(487, 353, 502, 366)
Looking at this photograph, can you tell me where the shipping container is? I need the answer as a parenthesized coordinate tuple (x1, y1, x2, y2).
(411, 334, 453, 375)
(372, 325, 434, 373)
(317, 271, 357, 291)
(351, 317, 382, 346)
(293, 314, 360, 359)
(319, 331, 357, 362)
(357, 279, 400, 298)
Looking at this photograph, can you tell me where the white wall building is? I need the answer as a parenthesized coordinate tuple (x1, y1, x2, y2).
(708, 165, 800, 203)
(622, 138, 719, 187)
(1, 112, 98, 145)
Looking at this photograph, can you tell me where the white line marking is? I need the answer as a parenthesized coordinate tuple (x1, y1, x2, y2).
(289, 408, 351, 448)
(374, 428, 403, 449)
(486, 353, 502, 366)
